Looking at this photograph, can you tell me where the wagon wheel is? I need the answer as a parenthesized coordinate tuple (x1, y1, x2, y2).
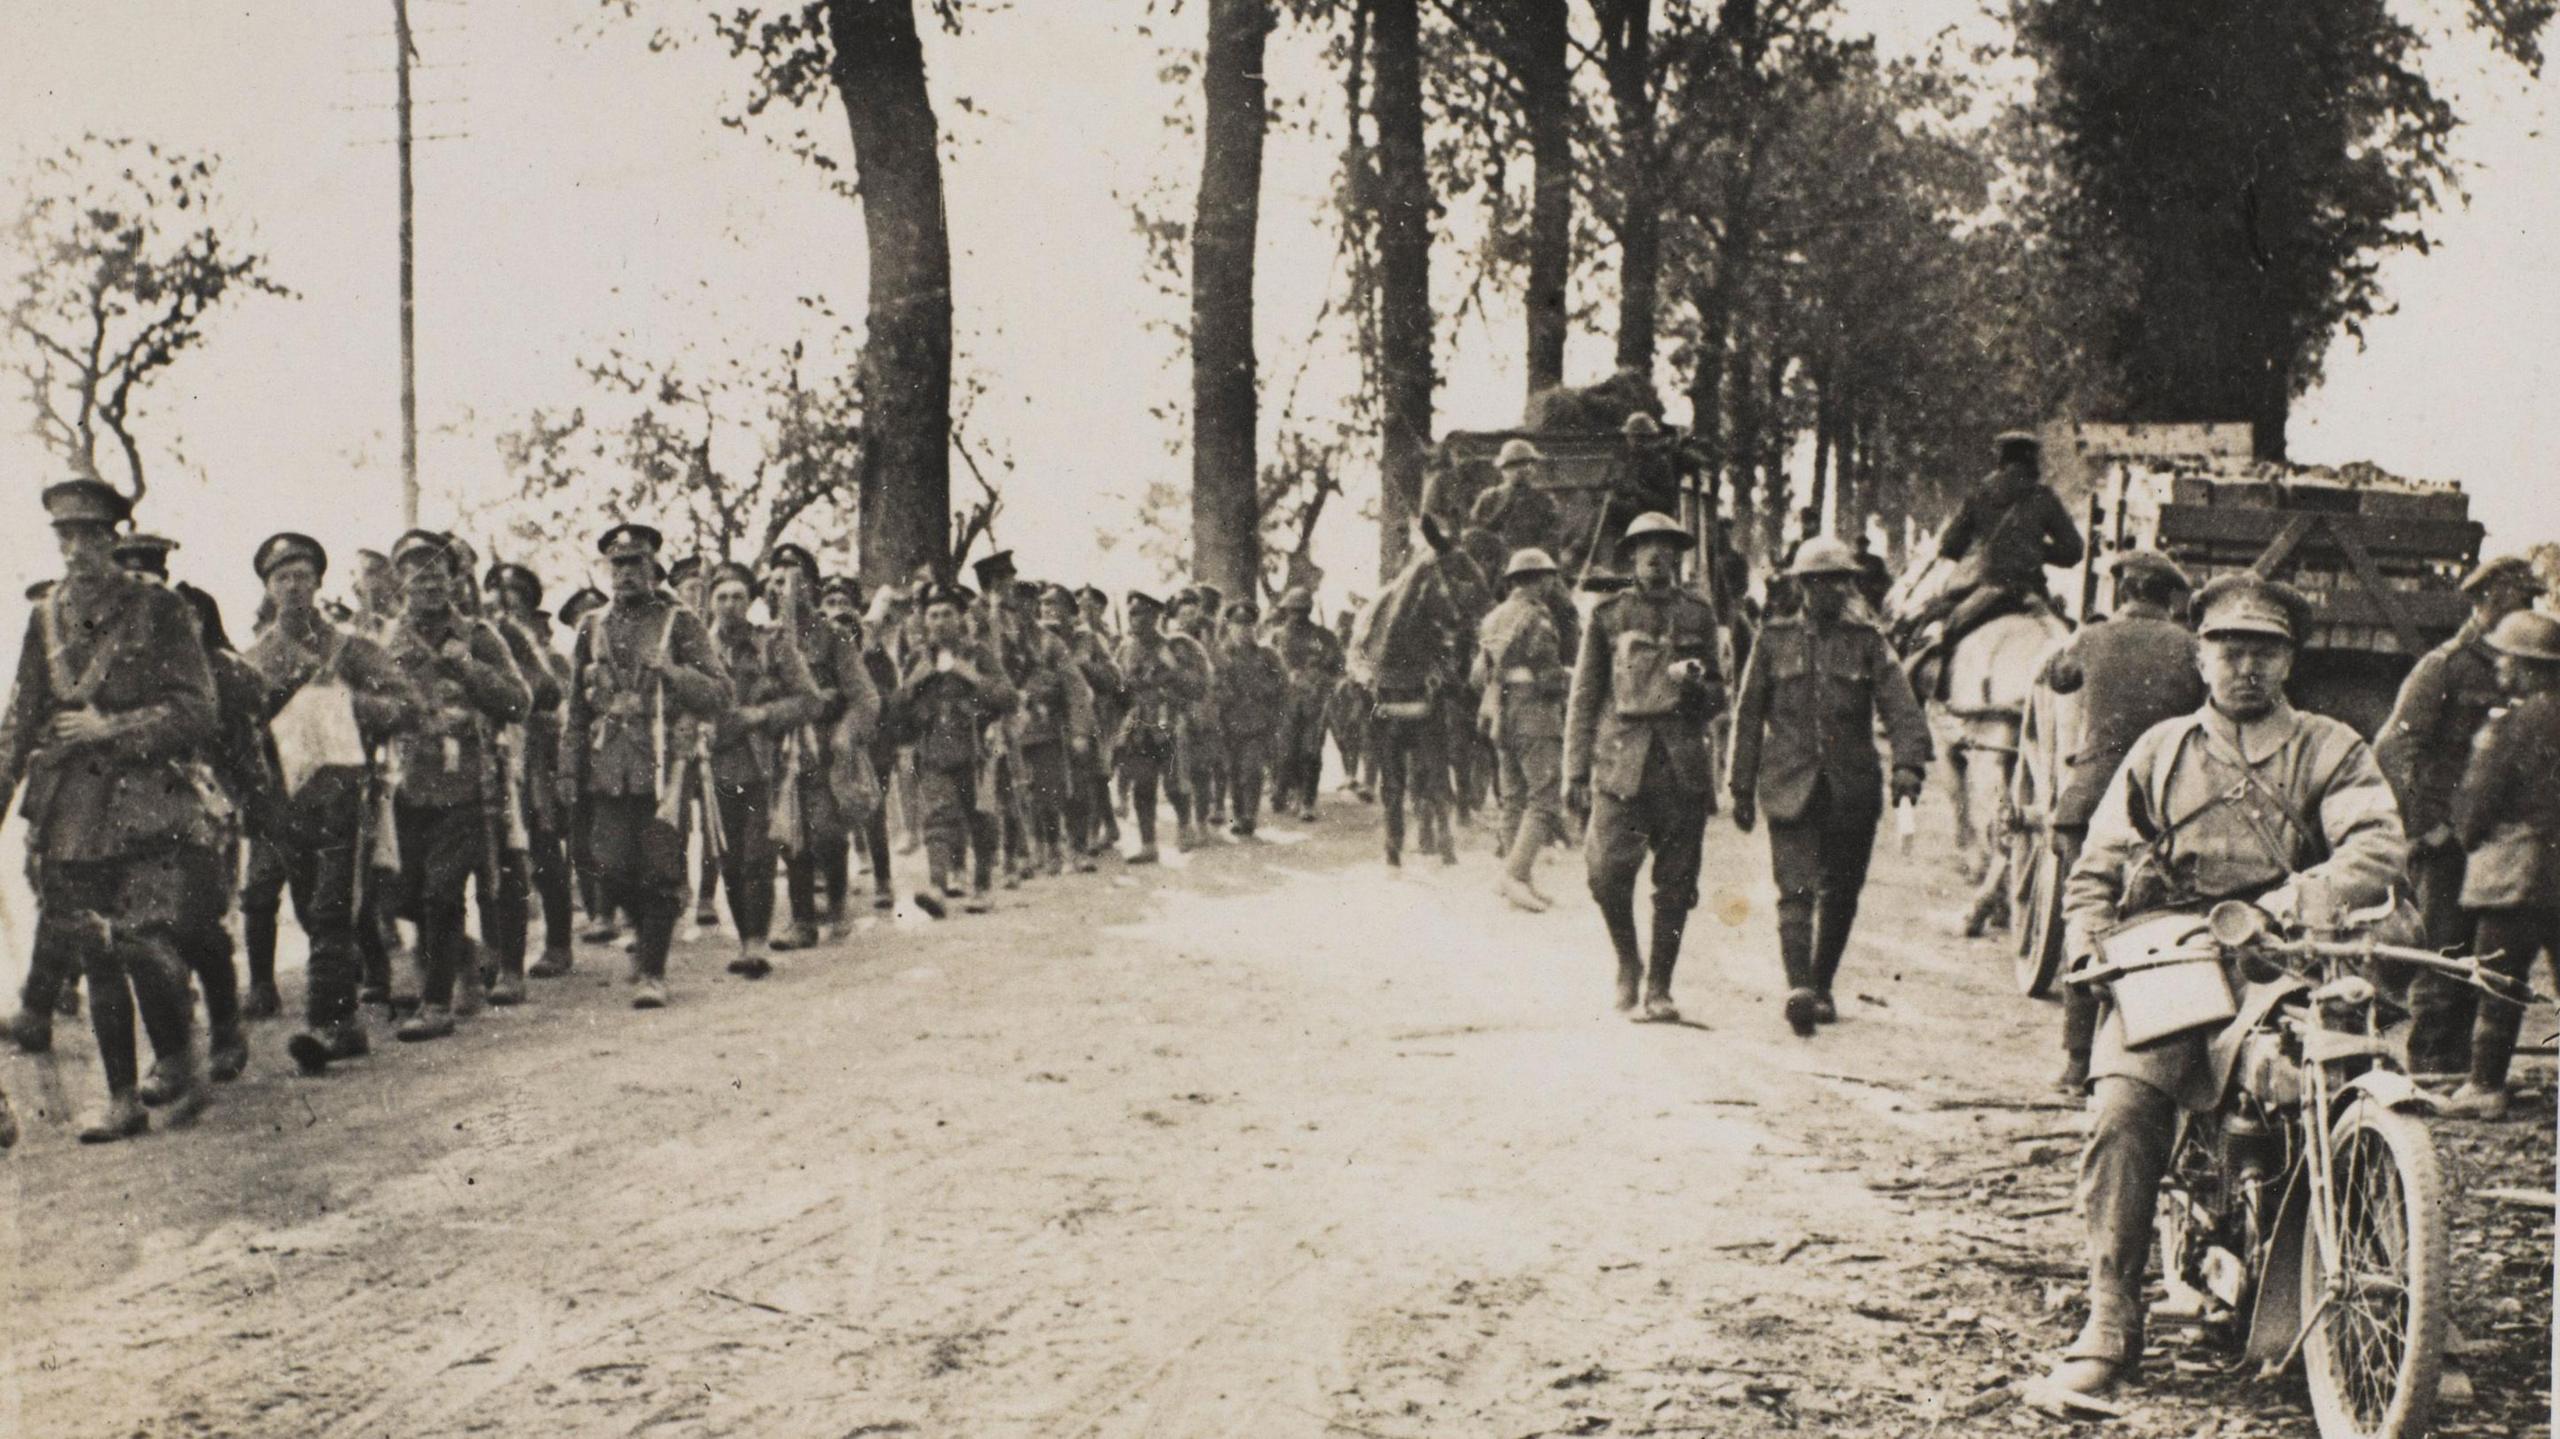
(2013, 840, 2067, 997)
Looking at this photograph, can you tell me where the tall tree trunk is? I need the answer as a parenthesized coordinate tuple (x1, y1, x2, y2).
(1759, 338, 1787, 559)
(1808, 369, 1832, 536)
(1726, 334, 1758, 560)
(1374, 0, 1433, 575)
(1599, 0, 1659, 378)
(1520, 0, 1572, 398)
(1192, 0, 1272, 596)
(1684, 278, 1728, 490)
(828, 0, 952, 583)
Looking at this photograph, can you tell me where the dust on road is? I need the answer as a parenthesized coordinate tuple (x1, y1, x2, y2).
(1, 799, 2548, 1438)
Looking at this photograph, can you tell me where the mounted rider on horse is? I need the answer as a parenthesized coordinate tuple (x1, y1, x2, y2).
(1898, 431, 2086, 697)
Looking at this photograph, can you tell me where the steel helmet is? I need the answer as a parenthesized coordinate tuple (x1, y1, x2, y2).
(1787, 537, 1863, 578)
(1503, 547, 1559, 582)
(2486, 609, 2560, 662)
(1496, 438, 1547, 471)
(1614, 511, 1694, 558)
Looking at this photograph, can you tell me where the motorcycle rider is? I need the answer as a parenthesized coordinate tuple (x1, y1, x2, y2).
(2047, 572, 2407, 1396)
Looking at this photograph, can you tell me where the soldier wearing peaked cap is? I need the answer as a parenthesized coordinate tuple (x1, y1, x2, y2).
(2378, 551, 2548, 1079)
(378, 531, 532, 1040)
(0, 481, 224, 1140)
(898, 580, 1013, 912)
(699, 557, 821, 977)
(2048, 569, 2406, 1400)
(239, 531, 421, 1075)
(1112, 591, 1203, 862)
(1211, 598, 1286, 839)
(111, 530, 180, 583)
(2031, 547, 2203, 1091)
(480, 559, 580, 984)
(566, 522, 727, 1009)
(1728, 538, 1933, 1037)
(760, 543, 879, 946)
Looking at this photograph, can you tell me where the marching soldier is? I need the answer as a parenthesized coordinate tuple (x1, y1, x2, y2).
(1163, 589, 1219, 850)
(764, 544, 876, 947)
(1268, 587, 1343, 823)
(162, 581, 272, 1091)
(565, 524, 728, 1008)
(704, 561, 822, 977)
(1728, 538, 1932, 1037)
(1114, 592, 1202, 863)
(2047, 574, 2406, 1398)
(1061, 585, 1126, 859)
(898, 581, 1015, 913)
(2376, 553, 2547, 1079)
(1565, 513, 1729, 1021)
(487, 562, 579, 981)
(243, 534, 420, 1074)
(557, 584, 619, 943)
(450, 552, 548, 1008)
(1020, 584, 1099, 872)
(1476, 548, 1573, 912)
(825, 574, 906, 910)
(1213, 599, 1289, 838)
(0, 480, 225, 1139)
(2033, 550, 2203, 1091)
(1468, 440, 1564, 574)
(381, 532, 531, 1039)
(111, 530, 181, 583)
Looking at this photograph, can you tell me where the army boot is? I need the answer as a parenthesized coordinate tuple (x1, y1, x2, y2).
(1638, 912, 1685, 1024)
(208, 1022, 251, 1083)
(7, 1005, 53, 1055)
(726, 939, 774, 981)
(158, 1046, 212, 1130)
(395, 1005, 455, 1042)
(487, 951, 528, 1006)
(77, 1089, 149, 1144)
(528, 942, 574, 979)
(772, 918, 820, 953)
(289, 1017, 371, 1076)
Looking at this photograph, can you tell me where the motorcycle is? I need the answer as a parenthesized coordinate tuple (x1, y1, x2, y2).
(2068, 894, 2531, 1439)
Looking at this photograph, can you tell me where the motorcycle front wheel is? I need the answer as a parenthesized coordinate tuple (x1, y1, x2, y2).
(2298, 1099, 2449, 1439)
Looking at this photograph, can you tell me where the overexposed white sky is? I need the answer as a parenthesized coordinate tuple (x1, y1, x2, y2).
(0, 0, 2552, 629)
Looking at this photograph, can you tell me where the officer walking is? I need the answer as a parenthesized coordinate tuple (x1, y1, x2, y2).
(1114, 592, 1202, 863)
(1267, 587, 1343, 822)
(242, 533, 420, 1074)
(703, 561, 821, 977)
(564, 524, 728, 1009)
(1565, 513, 1727, 1021)
(2047, 574, 2407, 1398)
(2376, 553, 2546, 1079)
(898, 582, 1014, 912)
(0, 480, 226, 1139)
(1213, 599, 1289, 838)
(1476, 548, 1572, 912)
(2034, 550, 2204, 1091)
(1728, 538, 1932, 1036)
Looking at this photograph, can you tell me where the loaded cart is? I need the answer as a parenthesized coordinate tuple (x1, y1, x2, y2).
(2009, 423, 2483, 994)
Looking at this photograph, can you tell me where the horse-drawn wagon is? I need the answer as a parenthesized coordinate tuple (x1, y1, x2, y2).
(2008, 422, 2483, 993)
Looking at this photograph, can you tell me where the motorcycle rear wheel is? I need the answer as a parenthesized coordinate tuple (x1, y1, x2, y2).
(2298, 1098, 2448, 1439)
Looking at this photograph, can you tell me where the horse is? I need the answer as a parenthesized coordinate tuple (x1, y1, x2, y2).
(1348, 519, 1485, 867)
(1884, 553, 2070, 929)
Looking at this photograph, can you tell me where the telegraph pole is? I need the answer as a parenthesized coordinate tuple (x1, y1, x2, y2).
(394, 0, 419, 527)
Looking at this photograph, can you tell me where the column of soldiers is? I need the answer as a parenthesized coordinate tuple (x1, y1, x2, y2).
(0, 491, 1374, 1150)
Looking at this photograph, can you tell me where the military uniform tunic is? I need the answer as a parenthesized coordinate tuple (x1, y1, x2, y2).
(2376, 620, 2508, 1071)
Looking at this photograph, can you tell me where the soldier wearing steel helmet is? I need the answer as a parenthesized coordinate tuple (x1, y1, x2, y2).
(2048, 572, 2406, 1399)
(2377, 552, 2548, 1080)
(1268, 586, 1343, 822)
(2436, 607, 2560, 1119)
(1470, 439, 1564, 562)
(1565, 512, 1728, 1021)
(2032, 548, 2205, 1091)
(1728, 537, 1933, 1038)
(1476, 547, 1574, 912)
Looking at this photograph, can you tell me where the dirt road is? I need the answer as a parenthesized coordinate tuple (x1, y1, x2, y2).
(2, 797, 2548, 1437)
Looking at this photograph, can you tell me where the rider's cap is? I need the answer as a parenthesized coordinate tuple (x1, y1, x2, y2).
(1622, 412, 1663, 437)
(2460, 554, 2545, 598)
(1787, 537, 1863, 578)
(597, 523, 664, 562)
(557, 586, 610, 625)
(255, 533, 328, 582)
(1503, 547, 1560, 581)
(1615, 511, 1694, 558)
(2486, 610, 2560, 663)
(2109, 549, 2192, 591)
(971, 549, 1017, 589)
(762, 542, 819, 581)
(1496, 438, 1547, 470)
(112, 531, 179, 576)
(2194, 573, 2312, 642)
(390, 529, 453, 576)
(1995, 430, 2042, 467)
(42, 478, 130, 529)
